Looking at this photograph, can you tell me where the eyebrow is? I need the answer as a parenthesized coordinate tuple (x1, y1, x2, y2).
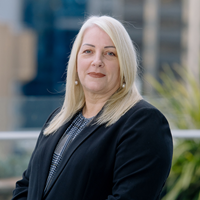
(104, 46, 116, 49)
(82, 43, 95, 47)
(82, 43, 116, 49)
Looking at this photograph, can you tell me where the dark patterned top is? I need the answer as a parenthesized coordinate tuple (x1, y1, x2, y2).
(44, 111, 93, 195)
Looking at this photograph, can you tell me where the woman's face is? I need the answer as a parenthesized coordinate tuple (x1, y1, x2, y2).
(77, 25, 120, 99)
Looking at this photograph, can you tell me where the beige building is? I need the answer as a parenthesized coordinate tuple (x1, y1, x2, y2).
(0, 25, 36, 130)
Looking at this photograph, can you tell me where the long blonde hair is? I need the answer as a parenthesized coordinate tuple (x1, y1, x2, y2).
(44, 15, 142, 135)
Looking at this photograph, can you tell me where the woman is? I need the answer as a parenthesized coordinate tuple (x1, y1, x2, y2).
(12, 16, 173, 200)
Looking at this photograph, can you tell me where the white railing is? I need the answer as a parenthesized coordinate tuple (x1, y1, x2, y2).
(0, 130, 200, 139)
(171, 130, 200, 138)
(0, 131, 39, 139)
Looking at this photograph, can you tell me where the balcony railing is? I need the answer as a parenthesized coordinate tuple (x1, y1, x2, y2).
(0, 130, 200, 140)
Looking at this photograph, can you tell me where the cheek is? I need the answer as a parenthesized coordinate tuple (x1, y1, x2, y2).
(109, 63, 120, 79)
(77, 57, 83, 74)
(77, 67, 83, 81)
(77, 57, 89, 70)
(77, 59, 88, 81)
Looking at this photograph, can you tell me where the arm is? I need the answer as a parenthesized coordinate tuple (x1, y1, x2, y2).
(107, 108, 173, 200)
(12, 108, 60, 200)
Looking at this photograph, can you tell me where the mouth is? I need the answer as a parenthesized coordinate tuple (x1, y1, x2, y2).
(88, 72, 105, 78)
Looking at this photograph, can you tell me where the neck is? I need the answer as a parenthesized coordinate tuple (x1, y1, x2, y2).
(82, 94, 109, 118)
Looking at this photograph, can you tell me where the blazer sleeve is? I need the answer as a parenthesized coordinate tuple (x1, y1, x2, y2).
(106, 107, 173, 200)
(12, 108, 60, 200)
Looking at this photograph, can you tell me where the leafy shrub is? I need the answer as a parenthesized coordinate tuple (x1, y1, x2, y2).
(148, 64, 200, 200)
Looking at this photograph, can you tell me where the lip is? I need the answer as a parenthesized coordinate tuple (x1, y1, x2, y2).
(88, 72, 105, 78)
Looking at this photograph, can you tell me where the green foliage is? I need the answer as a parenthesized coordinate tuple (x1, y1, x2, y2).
(147, 64, 200, 200)
(163, 139, 200, 200)
(148, 64, 200, 129)
(0, 152, 31, 178)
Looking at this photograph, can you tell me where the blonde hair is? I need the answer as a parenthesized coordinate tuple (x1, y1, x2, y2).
(44, 15, 142, 135)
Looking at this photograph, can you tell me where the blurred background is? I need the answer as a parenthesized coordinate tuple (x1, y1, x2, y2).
(0, 0, 199, 199)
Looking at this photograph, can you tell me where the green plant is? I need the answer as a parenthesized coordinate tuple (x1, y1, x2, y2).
(0, 152, 31, 178)
(147, 64, 200, 200)
(148, 64, 200, 129)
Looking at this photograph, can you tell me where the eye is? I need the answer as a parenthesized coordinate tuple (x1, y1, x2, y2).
(106, 52, 116, 56)
(83, 50, 92, 54)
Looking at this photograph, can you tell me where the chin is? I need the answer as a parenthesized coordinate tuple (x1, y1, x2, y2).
(86, 82, 103, 89)
(88, 87, 105, 93)
(84, 84, 105, 94)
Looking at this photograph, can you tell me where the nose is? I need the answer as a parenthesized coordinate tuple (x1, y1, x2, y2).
(91, 53, 104, 67)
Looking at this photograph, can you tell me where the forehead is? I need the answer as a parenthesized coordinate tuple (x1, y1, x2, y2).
(81, 25, 114, 46)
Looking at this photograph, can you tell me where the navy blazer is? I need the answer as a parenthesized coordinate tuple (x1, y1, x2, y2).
(12, 100, 173, 200)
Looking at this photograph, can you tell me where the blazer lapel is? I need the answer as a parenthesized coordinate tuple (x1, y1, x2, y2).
(43, 121, 100, 198)
(37, 119, 72, 199)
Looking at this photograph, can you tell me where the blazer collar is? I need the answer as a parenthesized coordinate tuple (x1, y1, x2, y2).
(37, 112, 81, 199)
(42, 119, 100, 198)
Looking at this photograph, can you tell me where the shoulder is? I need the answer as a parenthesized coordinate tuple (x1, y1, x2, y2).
(36, 107, 61, 138)
(43, 107, 61, 128)
(121, 99, 168, 125)
(116, 99, 173, 159)
(130, 99, 163, 114)
(118, 99, 172, 144)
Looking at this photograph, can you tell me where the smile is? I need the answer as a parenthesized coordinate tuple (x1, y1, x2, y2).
(88, 72, 105, 78)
